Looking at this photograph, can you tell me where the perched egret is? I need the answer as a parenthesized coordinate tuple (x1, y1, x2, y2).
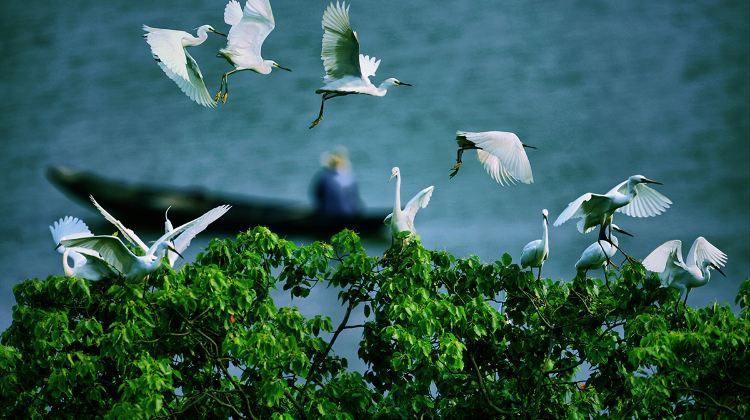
(143, 24, 226, 108)
(575, 224, 632, 288)
(553, 175, 671, 236)
(50, 216, 115, 281)
(384, 167, 434, 237)
(449, 131, 535, 185)
(642, 237, 727, 308)
(309, 2, 411, 128)
(520, 209, 549, 280)
(215, 0, 291, 104)
(62, 204, 231, 280)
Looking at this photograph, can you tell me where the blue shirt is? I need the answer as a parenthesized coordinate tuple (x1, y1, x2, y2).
(312, 168, 362, 217)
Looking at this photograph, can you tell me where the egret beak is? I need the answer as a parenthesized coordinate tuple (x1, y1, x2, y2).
(389, 174, 396, 182)
(612, 225, 633, 237)
(396, 81, 412, 86)
(55, 243, 63, 250)
(522, 143, 537, 150)
(273, 63, 292, 72)
(643, 177, 662, 185)
(711, 263, 726, 277)
(167, 245, 184, 260)
(210, 29, 227, 37)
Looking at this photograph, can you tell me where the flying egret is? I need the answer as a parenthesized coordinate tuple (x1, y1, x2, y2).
(143, 24, 226, 108)
(50, 216, 116, 281)
(520, 209, 549, 280)
(215, 0, 291, 104)
(449, 131, 536, 185)
(384, 167, 434, 237)
(309, 2, 411, 128)
(575, 224, 632, 289)
(553, 175, 672, 237)
(62, 204, 232, 280)
(642, 237, 727, 308)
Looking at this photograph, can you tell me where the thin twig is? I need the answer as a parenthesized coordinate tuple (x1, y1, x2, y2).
(469, 353, 513, 415)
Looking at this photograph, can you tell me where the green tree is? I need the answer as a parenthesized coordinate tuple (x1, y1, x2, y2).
(2, 227, 748, 418)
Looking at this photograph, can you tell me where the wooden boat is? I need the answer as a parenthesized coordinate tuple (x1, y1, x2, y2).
(47, 166, 388, 237)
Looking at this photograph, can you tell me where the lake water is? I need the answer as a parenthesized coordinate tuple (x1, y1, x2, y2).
(1, 0, 748, 348)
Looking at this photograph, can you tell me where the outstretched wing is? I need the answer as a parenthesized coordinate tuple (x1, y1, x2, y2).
(61, 236, 138, 276)
(403, 186, 434, 222)
(686, 237, 727, 269)
(225, 0, 276, 59)
(143, 25, 215, 108)
(224, 0, 244, 26)
(459, 131, 534, 185)
(615, 182, 672, 218)
(158, 50, 216, 108)
(359, 54, 380, 80)
(171, 206, 232, 257)
(50, 216, 92, 252)
(553, 193, 592, 227)
(147, 205, 232, 256)
(90, 196, 149, 252)
(321, 1, 361, 80)
(642, 239, 683, 285)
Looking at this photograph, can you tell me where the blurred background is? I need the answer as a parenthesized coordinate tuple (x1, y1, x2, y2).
(1, 0, 748, 349)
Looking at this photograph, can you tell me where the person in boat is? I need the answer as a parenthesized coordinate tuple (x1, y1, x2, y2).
(311, 147, 363, 218)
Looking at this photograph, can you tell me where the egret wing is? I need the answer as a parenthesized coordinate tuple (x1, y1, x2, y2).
(226, 0, 276, 59)
(462, 131, 534, 185)
(321, 2, 361, 80)
(615, 183, 672, 218)
(171, 205, 232, 255)
(50, 216, 92, 252)
(61, 236, 137, 276)
(403, 186, 434, 221)
(642, 239, 683, 281)
(686, 237, 727, 268)
(143, 26, 190, 83)
(553, 193, 592, 227)
(90, 196, 149, 252)
(70, 247, 120, 280)
(359, 54, 380, 80)
(158, 50, 216, 108)
(147, 205, 231, 256)
(224, 0, 244, 26)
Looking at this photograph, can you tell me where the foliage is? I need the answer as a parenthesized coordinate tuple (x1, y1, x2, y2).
(1, 227, 748, 418)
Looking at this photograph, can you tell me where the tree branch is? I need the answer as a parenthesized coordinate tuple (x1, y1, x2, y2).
(469, 353, 513, 415)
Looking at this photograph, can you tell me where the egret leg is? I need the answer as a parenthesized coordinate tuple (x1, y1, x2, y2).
(682, 289, 691, 310)
(537, 267, 542, 281)
(216, 69, 241, 104)
(449, 149, 465, 178)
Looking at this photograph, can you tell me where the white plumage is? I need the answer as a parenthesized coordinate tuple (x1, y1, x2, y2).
(64, 197, 231, 280)
(642, 237, 727, 305)
(309, 2, 411, 128)
(143, 24, 224, 107)
(520, 209, 549, 280)
(384, 167, 434, 237)
(554, 175, 671, 234)
(450, 131, 534, 185)
(50, 216, 115, 281)
(216, 0, 290, 103)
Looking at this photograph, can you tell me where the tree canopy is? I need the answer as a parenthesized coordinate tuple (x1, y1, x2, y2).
(2, 227, 748, 418)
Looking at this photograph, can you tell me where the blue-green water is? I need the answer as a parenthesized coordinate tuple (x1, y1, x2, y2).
(1, 0, 748, 340)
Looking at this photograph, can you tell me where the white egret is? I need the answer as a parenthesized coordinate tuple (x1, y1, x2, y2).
(62, 204, 231, 280)
(553, 175, 671, 236)
(163, 206, 218, 267)
(575, 224, 632, 289)
(215, 0, 291, 104)
(384, 167, 434, 237)
(50, 216, 116, 281)
(520, 209, 549, 280)
(143, 24, 226, 108)
(309, 2, 411, 128)
(642, 237, 727, 308)
(449, 131, 535, 185)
